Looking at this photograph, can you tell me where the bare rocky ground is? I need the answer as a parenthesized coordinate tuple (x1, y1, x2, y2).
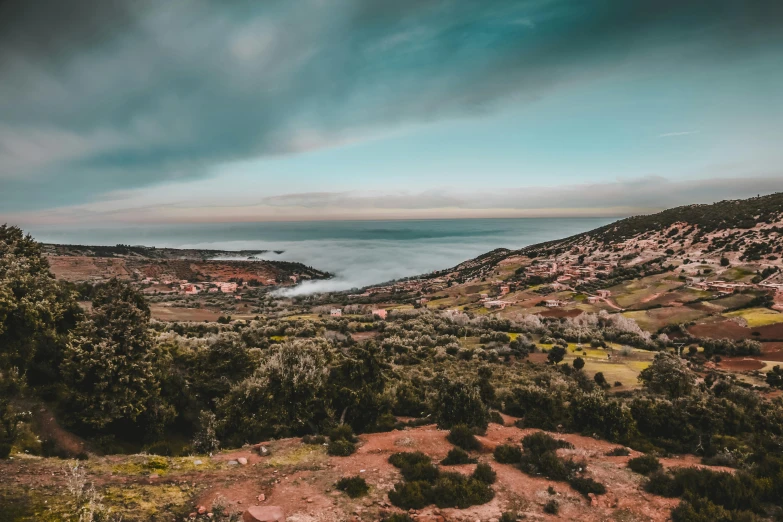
(1, 416, 730, 522)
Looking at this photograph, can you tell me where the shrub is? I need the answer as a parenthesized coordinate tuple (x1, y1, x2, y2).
(522, 432, 573, 454)
(671, 495, 759, 522)
(573, 357, 585, 370)
(606, 447, 631, 456)
(335, 476, 369, 498)
(494, 444, 522, 464)
(388, 480, 432, 509)
(302, 434, 326, 445)
(628, 454, 662, 475)
(429, 471, 495, 508)
(434, 378, 489, 431)
(499, 513, 518, 522)
(389, 452, 440, 482)
(330, 424, 358, 443)
(544, 499, 559, 514)
(645, 467, 764, 512)
(447, 424, 481, 451)
(472, 463, 497, 484)
(489, 411, 505, 425)
(327, 439, 356, 456)
(441, 448, 476, 465)
(568, 476, 606, 497)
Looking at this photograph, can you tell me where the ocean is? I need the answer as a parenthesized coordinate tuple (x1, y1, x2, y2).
(29, 218, 616, 294)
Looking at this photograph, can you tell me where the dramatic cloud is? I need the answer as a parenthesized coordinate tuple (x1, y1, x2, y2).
(1, 0, 781, 211)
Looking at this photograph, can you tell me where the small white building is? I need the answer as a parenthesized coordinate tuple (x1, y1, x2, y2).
(372, 309, 387, 319)
(330, 308, 342, 317)
(596, 289, 611, 298)
(587, 296, 600, 304)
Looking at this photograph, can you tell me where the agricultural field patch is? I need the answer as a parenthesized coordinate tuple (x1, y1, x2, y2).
(724, 307, 783, 328)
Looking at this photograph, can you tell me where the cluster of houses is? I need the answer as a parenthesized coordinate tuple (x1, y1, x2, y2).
(329, 308, 388, 319)
(526, 261, 615, 286)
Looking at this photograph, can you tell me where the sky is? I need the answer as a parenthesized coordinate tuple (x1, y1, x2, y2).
(1, 0, 782, 226)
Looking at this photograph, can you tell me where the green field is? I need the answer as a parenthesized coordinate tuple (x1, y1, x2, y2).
(724, 307, 783, 327)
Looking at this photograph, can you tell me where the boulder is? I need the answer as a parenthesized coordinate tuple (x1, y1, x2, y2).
(243, 506, 285, 522)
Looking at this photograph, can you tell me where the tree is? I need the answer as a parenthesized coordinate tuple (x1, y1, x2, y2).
(217, 341, 331, 444)
(720, 257, 730, 267)
(573, 357, 585, 370)
(594, 372, 607, 387)
(639, 352, 696, 399)
(547, 346, 566, 365)
(62, 279, 168, 433)
(766, 365, 783, 389)
(434, 377, 489, 431)
(0, 225, 80, 381)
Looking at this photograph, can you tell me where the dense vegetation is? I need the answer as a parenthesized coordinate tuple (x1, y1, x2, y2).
(4, 223, 783, 519)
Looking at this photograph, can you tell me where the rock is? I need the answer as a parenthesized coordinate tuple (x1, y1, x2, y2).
(197, 505, 207, 514)
(148, 473, 159, 480)
(243, 506, 285, 522)
(189, 513, 197, 519)
(194, 460, 203, 465)
(258, 446, 271, 457)
(238, 457, 248, 465)
(306, 497, 314, 503)
(257, 494, 265, 502)
(588, 492, 598, 507)
(227, 460, 239, 466)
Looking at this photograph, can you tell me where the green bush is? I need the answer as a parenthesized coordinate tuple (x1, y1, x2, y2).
(327, 439, 356, 456)
(441, 448, 476, 465)
(494, 444, 522, 464)
(471, 462, 497, 484)
(671, 495, 759, 522)
(434, 378, 489, 431)
(388, 480, 432, 509)
(628, 454, 662, 475)
(329, 424, 358, 443)
(447, 424, 481, 451)
(606, 447, 631, 456)
(335, 476, 369, 498)
(429, 471, 495, 508)
(568, 476, 606, 497)
(499, 512, 519, 522)
(543, 499, 559, 514)
(302, 434, 326, 445)
(645, 468, 764, 513)
(521, 432, 573, 454)
(389, 452, 440, 482)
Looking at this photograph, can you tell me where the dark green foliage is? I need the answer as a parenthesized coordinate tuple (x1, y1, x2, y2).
(573, 357, 585, 370)
(499, 513, 519, 522)
(472, 462, 497, 484)
(489, 410, 504, 425)
(593, 372, 607, 387)
(447, 424, 481, 451)
(494, 444, 522, 464)
(388, 480, 432, 509)
(504, 385, 568, 431)
(766, 365, 783, 389)
(638, 352, 696, 398)
(389, 452, 440, 482)
(335, 476, 369, 498)
(628, 454, 662, 475)
(522, 432, 573, 454)
(441, 447, 476, 465)
(302, 434, 326, 445)
(0, 225, 81, 380)
(569, 392, 636, 443)
(671, 495, 759, 522)
(329, 424, 358, 443)
(606, 447, 631, 456)
(568, 476, 606, 497)
(543, 499, 559, 514)
(62, 279, 171, 436)
(547, 346, 566, 365)
(387, 451, 494, 509)
(645, 467, 767, 513)
(327, 439, 356, 456)
(434, 377, 489, 431)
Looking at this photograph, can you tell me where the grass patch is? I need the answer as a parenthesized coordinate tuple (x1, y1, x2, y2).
(724, 307, 783, 328)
